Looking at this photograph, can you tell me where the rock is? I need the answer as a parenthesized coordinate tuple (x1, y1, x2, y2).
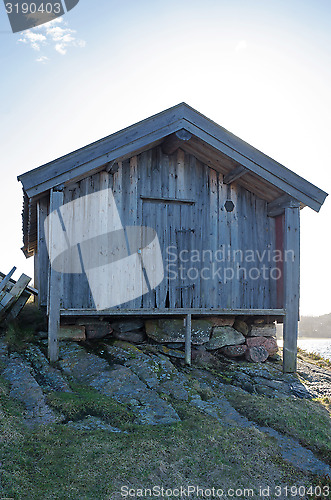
(191, 347, 220, 367)
(145, 319, 212, 345)
(233, 319, 250, 336)
(1, 352, 63, 427)
(24, 345, 72, 393)
(59, 343, 181, 426)
(246, 336, 266, 348)
(166, 342, 185, 349)
(231, 372, 255, 393)
(204, 316, 235, 327)
(269, 353, 281, 361)
(110, 320, 145, 333)
(66, 416, 124, 432)
(85, 323, 113, 339)
(245, 346, 269, 363)
(248, 324, 276, 337)
(113, 330, 146, 343)
(154, 345, 185, 359)
(205, 327, 245, 350)
(220, 345, 247, 358)
(246, 336, 278, 357)
(264, 337, 279, 356)
(59, 326, 86, 341)
(255, 384, 277, 397)
(290, 382, 313, 399)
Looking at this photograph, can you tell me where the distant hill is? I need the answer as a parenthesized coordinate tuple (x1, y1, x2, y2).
(298, 313, 331, 338)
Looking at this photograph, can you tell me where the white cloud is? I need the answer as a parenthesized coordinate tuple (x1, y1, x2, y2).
(18, 32, 47, 51)
(235, 40, 248, 52)
(18, 17, 86, 59)
(36, 56, 49, 63)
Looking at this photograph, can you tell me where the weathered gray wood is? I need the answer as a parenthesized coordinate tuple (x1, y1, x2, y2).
(48, 189, 63, 363)
(180, 120, 327, 212)
(223, 165, 248, 184)
(0, 274, 31, 318)
(0, 271, 38, 297)
(185, 313, 192, 366)
(5, 293, 29, 322)
(267, 195, 300, 217)
(162, 129, 192, 155)
(141, 196, 195, 204)
(0, 267, 16, 294)
(61, 308, 285, 316)
(36, 197, 49, 307)
(283, 206, 300, 373)
(19, 104, 328, 212)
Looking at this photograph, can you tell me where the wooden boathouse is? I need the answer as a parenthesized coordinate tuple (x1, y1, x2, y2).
(18, 103, 328, 371)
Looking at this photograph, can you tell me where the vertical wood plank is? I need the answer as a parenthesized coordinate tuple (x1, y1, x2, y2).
(36, 196, 49, 307)
(185, 313, 192, 366)
(48, 189, 63, 363)
(283, 205, 300, 373)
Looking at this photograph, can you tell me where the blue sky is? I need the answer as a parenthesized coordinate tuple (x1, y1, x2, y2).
(0, 0, 330, 315)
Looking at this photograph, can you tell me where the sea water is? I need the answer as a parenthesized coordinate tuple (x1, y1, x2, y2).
(278, 338, 331, 361)
(297, 338, 331, 361)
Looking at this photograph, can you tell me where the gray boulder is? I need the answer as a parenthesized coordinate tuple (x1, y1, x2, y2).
(145, 319, 212, 344)
(110, 320, 145, 333)
(205, 327, 245, 350)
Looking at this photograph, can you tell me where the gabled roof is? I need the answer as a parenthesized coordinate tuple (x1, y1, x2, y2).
(18, 103, 327, 212)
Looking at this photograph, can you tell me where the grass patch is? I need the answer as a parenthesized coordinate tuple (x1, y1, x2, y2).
(297, 348, 331, 369)
(224, 388, 331, 464)
(46, 384, 135, 428)
(3, 302, 47, 351)
(0, 400, 311, 500)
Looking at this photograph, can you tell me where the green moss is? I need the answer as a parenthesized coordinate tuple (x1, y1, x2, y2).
(46, 384, 135, 428)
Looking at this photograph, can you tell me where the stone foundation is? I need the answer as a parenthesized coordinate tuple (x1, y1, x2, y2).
(59, 316, 279, 364)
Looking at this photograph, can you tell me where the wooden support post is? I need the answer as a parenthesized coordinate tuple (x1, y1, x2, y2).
(283, 204, 300, 373)
(185, 313, 192, 366)
(48, 189, 63, 363)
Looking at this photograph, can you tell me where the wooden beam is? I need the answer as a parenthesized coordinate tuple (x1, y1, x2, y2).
(60, 308, 286, 317)
(36, 197, 49, 308)
(161, 129, 192, 155)
(5, 293, 30, 322)
(283, 205, 300, 373)
(0, 274, 31, 319)
(0, 267, 17, 294)
(48, 189, 63, 363)
(185, 313, 192, 366)
(268, 194, 300, 217)
(141, 196, 195, 205)
(223, 165, 248, 184)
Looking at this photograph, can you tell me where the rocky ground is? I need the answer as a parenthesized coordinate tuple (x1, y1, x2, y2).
(0, 335, 330, 482)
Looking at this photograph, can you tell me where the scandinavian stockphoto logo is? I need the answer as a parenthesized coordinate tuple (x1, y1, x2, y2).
(44, 188, 164, 310)
(3, 0, 79, 33)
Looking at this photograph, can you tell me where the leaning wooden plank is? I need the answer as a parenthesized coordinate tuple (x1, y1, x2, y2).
(0, 267, 17, 294)
(0, 271, 38, 296)
(5, 293, 30, 322)
(0, 274, 31, 317)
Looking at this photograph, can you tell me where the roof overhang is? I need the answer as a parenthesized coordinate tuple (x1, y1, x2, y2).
(18, 103, 328, 212)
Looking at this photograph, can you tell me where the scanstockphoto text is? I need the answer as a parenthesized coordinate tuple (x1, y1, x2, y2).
(165, 245, 294, 283)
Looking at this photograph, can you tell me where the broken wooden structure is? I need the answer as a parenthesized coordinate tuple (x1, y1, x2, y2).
(0, 267, 38, 323)
(17, 103, 328, 371)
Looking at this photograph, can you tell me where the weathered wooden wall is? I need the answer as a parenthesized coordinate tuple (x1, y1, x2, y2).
(36, 146, 280, 311)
